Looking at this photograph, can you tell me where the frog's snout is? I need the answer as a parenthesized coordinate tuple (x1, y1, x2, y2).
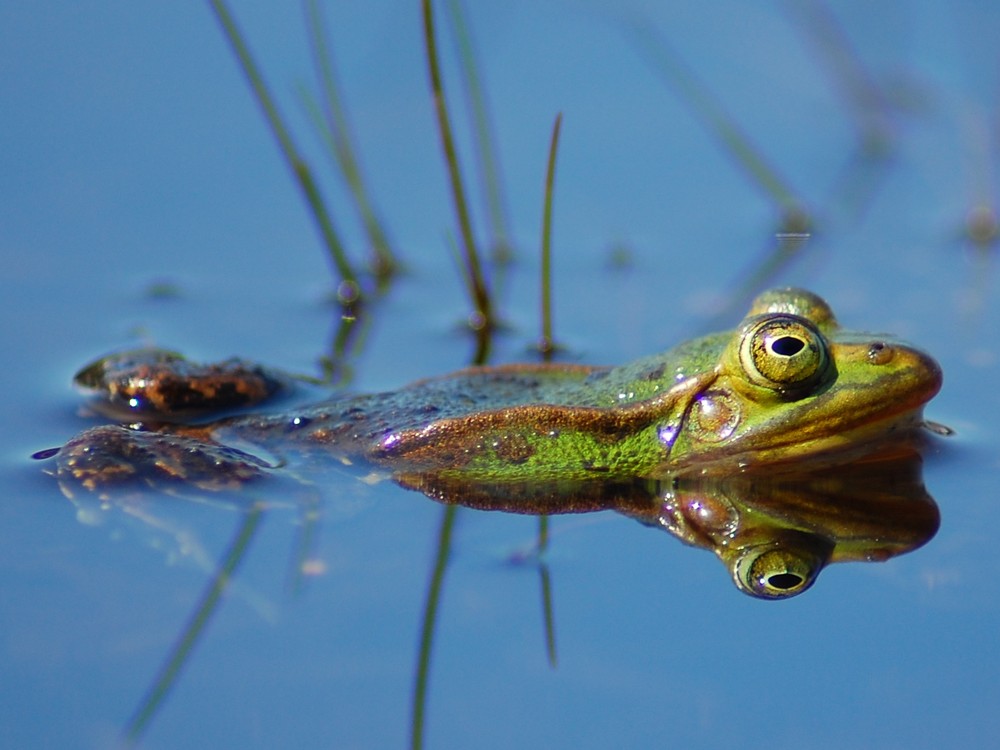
(860, 339, 943, 406)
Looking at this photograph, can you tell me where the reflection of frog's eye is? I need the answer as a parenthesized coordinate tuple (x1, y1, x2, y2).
(734, 547, 819, 599)
(740, 315, 828, 392)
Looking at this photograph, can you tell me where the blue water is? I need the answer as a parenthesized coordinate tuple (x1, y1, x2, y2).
(2, 2, 999, 748)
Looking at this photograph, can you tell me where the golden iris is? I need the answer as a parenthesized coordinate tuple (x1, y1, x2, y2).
(739, 315, 828, 392)
(735, 547, 818, 599)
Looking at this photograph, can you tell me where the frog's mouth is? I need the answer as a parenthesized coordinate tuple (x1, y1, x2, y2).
(798, 342, 941, 441)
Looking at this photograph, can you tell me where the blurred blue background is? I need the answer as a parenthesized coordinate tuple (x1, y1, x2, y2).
(2, 2, 999, 748)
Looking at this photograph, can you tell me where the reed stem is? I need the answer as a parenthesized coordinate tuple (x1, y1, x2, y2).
(410, 505, 458, 750)
(538, 113, 563, 359)
(122, 504, 264, 747)
(444, 0, 512, 261)
(208, 0, 359, 301)
(304, 0, 398, 281)
(421, 0, 493, 330)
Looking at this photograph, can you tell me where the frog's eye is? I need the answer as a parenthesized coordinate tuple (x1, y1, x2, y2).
(734, 547, 819, 599)
(739, 315, 828, 392)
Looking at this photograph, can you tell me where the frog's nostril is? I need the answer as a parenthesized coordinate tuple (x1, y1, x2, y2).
(868, 341, 895, 365)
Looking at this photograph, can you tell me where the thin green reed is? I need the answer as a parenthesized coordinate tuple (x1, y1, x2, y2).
(410, 218, 497, 745)
(410, 15, 506, 719)
(538, 113, 563, 359)
(535, 500, 557, 667)
(539, 563, 558, 668)
(422, 0, 494, 332)
(410, 504, 458, 750)
(536, 113, 563, 668)
(444, 0, 513, 262)
(303, 0, 398, 282)
(122, 503, 264, 748)
(208, 0, 360, 302)
(319, 303, 373, 387)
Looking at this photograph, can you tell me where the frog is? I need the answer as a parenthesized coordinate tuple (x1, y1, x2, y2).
(38, 287, 942, 494)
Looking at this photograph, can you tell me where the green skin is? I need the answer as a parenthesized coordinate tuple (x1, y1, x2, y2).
(48, 288, 942, 491)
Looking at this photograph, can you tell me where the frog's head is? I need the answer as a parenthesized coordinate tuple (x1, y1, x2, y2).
(665, 288, 942, 472)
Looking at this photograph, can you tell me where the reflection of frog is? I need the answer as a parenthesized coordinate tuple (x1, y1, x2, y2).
(402, 447, 939, 599)
(40, 288, 941, 492)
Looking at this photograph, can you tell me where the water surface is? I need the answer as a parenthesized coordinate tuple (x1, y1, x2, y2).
(2, 2, 998, 748)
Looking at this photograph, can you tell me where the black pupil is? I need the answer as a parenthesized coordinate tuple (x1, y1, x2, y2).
(771, 336, 805, 357)
(767, 572, 803, 590)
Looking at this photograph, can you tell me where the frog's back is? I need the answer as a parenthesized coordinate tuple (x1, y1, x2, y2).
(230, 363, 608, 455)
